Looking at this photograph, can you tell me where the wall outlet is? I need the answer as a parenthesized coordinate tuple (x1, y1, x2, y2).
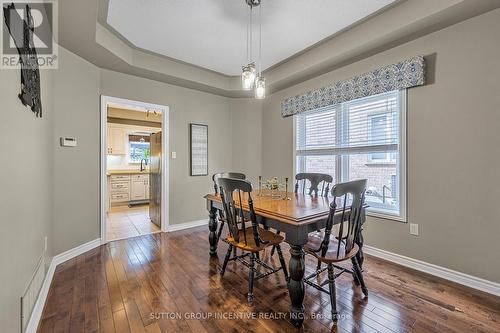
(410, 223, 419, 236)
(44, 236, 48, 252)
(171, 151, 177, 159)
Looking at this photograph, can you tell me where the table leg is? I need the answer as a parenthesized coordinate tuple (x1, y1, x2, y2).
(288, 244, 305, 327)
(208, 206, 218, 257)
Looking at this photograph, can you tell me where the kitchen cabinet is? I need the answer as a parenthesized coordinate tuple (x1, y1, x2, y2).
(107, 125, 126, 155)
(130, 174, 149, 201)
(108, 173, 150, 206)
(109, 174, 131, 204)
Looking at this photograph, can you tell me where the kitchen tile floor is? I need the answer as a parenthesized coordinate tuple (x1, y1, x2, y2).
(106, 205, 160, 241)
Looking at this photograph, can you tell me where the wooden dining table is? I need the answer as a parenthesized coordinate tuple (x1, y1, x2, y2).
(204, 189, 366, 327)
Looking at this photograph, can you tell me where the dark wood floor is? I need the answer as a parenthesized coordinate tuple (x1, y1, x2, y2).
(38, 227, 500, 333)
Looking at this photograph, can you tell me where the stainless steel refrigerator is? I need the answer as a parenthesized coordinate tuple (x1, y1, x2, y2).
(149, 132, 162, 227)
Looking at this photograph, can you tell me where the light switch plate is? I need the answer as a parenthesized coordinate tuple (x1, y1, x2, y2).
(410, 223, 419, 236)
(60, 137, 77, 147)
(171, 151, 177, 159)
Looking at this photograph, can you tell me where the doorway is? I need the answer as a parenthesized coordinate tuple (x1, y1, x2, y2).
(100, 96, 169, 243)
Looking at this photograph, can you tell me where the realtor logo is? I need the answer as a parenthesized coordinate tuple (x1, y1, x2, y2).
(1, 0, 58, 69)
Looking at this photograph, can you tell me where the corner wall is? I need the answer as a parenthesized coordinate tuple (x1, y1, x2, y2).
(52, 47, 101, 255)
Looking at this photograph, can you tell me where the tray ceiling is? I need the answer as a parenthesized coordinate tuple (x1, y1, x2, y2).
(106, 0, 396, 76)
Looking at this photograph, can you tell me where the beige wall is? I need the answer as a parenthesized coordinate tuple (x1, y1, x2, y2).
(52, 47, 101, 255)
(100, 69, 233, 225)
(229, 98, 263, 185)
(261, 9, 500, 283)
(0, 59, 54, 330)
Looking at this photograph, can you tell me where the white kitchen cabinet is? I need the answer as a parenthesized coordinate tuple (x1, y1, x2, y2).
(109, 174, 131, 204)
(107, 125, 126, 155)
(130, 174, 149, 200)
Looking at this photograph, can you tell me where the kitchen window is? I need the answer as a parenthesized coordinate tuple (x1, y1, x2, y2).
(128, 134, 150, 163)
(295, 90, 407, 221)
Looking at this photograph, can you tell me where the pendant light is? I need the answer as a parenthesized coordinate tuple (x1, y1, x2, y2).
(241, 0, 265, 96)
(254, 2, 265, 99)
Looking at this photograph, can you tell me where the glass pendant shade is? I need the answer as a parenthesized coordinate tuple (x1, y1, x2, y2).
(255, 76, 266, 99)
(241, 63, 256, 90)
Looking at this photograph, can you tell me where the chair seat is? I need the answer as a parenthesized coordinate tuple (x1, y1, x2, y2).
(304, 232, 359, 263)
(226, 227, 284, 252)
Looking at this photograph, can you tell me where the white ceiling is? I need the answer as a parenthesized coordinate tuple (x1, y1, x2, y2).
(107, 0, 396, 76)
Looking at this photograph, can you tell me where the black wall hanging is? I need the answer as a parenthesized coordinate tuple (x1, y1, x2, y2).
(3, 2, 42, 117)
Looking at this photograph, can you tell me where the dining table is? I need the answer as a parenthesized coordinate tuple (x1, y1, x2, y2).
(204, 189, 366, 327)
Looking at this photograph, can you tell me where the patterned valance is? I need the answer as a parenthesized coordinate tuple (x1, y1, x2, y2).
(281, 56, 426, 117)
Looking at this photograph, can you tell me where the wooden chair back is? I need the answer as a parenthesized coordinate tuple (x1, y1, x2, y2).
(323, 179, 367, 257)
(212, 172, 246, 194)
(218, 177, 265, 248)
(295, 173, 333, 197)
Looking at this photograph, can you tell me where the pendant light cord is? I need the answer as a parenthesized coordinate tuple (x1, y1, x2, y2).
(258, 3, 262, 74)
(249, 6, 253, 61)
(246, 5, 250, 62)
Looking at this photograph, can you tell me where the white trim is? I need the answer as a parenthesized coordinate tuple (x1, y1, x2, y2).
(166, 219, 208, 232)
(364, 245, 500, 297)
(100, 95, 170, 244)
(25, 239, 102, 333)
(52, 239, 102, 267)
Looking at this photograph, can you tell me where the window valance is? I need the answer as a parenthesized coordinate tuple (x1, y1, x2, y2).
(281, 56, 425, 117)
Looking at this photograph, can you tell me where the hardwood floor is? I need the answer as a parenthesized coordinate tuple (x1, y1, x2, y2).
(38, 227, 500, 333)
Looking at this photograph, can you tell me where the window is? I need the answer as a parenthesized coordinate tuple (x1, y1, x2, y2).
(128, 134, 150, 163)
(295, 90, 406, 221)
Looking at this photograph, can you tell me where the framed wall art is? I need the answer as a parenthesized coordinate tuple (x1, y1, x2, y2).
(190, 123, 208, 176)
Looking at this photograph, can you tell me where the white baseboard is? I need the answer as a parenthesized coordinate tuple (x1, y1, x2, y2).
(25, 238, 102, 333)
(166, 219, 208, 232)
(364, 245, 500, 297)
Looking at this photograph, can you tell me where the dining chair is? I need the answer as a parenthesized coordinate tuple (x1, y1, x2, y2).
(212, 172, 246, 194)
(303, 179, 368, 322)
(218, 177, 289, 303)
(295, 172, 333, 197)
(212, 172, 246, 242)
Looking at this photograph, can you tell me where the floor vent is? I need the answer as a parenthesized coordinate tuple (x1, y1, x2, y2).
(20, 253, 46, 332)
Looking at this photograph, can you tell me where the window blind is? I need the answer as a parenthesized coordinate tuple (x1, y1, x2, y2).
(296, 91, 400, 156)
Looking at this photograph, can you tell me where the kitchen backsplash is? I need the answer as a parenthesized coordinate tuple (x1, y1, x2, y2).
(107, 155, 147, 171)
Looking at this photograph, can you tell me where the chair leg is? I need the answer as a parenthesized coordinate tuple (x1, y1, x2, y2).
(248, 253, 255, 303)
(220, 245, 233, 277)
(275, 244, 289, 282)
(352, 256, 368, 296)
(327, 264, 338, 322)
(216, 220, 224, 241)
(270, 230, 281, 256)
(350, 257, 360, 286)
(317, 243, 328, 271)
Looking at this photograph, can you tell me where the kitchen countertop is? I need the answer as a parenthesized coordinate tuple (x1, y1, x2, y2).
(107, 169, 150, 176)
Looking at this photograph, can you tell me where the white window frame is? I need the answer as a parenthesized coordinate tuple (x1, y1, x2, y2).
(293, 90, 407, 222)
